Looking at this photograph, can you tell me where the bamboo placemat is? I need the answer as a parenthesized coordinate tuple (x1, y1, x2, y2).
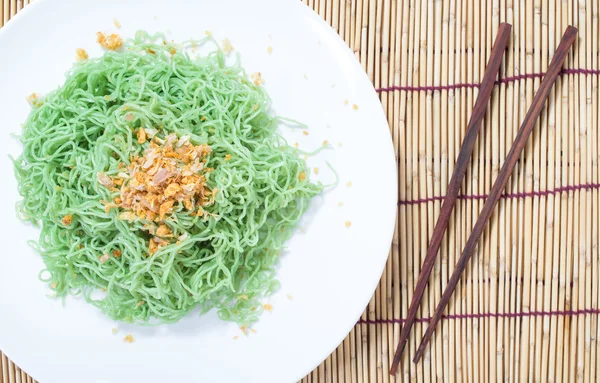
(2, 0, 600, 382)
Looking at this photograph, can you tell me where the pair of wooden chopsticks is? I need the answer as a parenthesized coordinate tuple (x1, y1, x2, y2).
(389, 24, 578, 375)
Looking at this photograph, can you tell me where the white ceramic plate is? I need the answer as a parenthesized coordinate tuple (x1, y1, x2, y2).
(0, 0, 396, 382)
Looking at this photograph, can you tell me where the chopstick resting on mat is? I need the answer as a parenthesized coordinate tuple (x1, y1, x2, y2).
(388, 22, 512, 376)
(412, 25, 578, 364)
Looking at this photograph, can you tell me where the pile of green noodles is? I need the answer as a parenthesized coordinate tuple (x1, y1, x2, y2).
(13, 31, 322, 325)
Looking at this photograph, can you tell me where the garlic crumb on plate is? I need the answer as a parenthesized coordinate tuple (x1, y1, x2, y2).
(123, 334, 135, 343)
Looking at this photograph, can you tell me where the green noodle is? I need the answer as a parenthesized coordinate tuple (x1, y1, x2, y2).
(13, 31, 322, 325)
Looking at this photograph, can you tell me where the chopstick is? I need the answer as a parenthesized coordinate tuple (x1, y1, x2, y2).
(412, 25, 578, 364)
(388, 22, 512, 376)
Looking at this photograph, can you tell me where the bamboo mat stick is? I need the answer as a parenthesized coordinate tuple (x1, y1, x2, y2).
(563, 6, 573, 383)
(394, 0, 409, 380)
(384, 3, 397, 380)
(549, 3, 564, 380)
(359, 0, 368, 68)
(541, 0, 556, 379)
(7, 360, 14, 383)
(338, 0, 346, 41)
(349, 0, 356, 55)
(464, 0, 474, 380)
(331, 348, 337, 383)
(414, 25, 578, 364)
(410, 0, 423, 379)
(443, 0, 457, 380)
(451, 0, 465, 380)
(507, 4, 520, 381)
(350, 327, 357, 383)
(483, 4, 493, 381)
(344, 0, 351, 45)
(563, 7, 575, 380)
(457, 1, 469, 380)
(590, 2, 600, 381)
(1, 353, 8, 383)
(439, 0, 451, 378)
(431, 0, 444, 379)
(342, 336, 351, 382)
(572, 2, 585, 380)
(487, 16, 500, 383)
(420, 0, 432, 377)
(365, 3, 377, 382)
(339, 0, 351, 44)
(481, 5, 490, 381)
(370, 2, 384, 381)
(584, 4, 594, 383)
(417, 0, 431, 377)
(586, 5, 594, 381)
(331, 0, 339, 33)
(374, 0, 381, 93)
(326, 339, 334, 380)
(518, 0, 534, 380)
(424, 0, 436, 376)
(387, 0, 400, 379)
(400, 1, 415, 380)
(530, 0, 544, 379)
(585, 2, 598, 382)
(472, 2, 482, 379)
(569, 3, 580, 381)
(2, 0, 7, 25)
(380, 2, 394, 381)
(517, 0, 527, 377)
(335, 341, 343, 383)
(497, 0, 512, 379)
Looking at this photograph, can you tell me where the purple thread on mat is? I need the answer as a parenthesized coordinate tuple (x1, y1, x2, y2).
(376, 68, 600, 93)
(356, 308, 600, 325)
(398, 183, 600, 206)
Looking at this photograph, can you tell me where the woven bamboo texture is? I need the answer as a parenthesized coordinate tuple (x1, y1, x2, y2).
(2, 0, 600, 381)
